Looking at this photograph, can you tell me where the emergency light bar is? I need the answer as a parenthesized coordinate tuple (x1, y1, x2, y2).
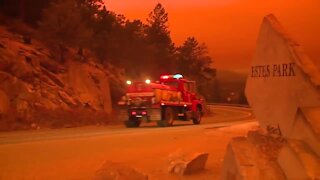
(126, 74, 183, 85)
(161, 75, 169, 79)
(160, 74, 183, 80)
(126, 79, 151, 85)
(173, 74, 183, 79)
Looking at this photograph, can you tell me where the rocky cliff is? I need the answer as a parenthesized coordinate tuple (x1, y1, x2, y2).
(0, 25, 123, 130)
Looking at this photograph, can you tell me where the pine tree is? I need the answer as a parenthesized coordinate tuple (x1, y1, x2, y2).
(76, 0, 104, 27)
(145, 3, 175, 77)
(177, 37, 215, 79)
(146, 3, 171, 45)
(177, 37, 216, 100)
(38, 0, 92, 62)
(0, 0, 52, 26)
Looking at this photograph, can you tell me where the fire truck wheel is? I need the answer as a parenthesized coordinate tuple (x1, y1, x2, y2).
(165, 107, 175, 126)
(124, 117, 141, 128)
(192, 107, 202, 125)
(158, 107, 174, 127)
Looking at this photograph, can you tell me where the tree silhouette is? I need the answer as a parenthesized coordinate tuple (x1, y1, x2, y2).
(76, 0, 104, 27)
(177, 37, 215, 78)
(0, 0, 51, 26)
(145, 3, 171, 45)
(38, 0, 92, 62)
(145, 3, 175, 77)
(177, 37, 216, 99)
(1, 0, 218, 102)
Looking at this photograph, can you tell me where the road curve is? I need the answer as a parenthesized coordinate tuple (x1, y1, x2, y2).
(0, 105, 254, 145)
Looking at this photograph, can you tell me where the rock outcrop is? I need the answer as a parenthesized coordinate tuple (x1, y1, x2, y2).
(0, 25, 122, 130)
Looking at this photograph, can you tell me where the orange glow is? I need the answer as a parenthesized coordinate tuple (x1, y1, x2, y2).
(105, 0, 320, 70)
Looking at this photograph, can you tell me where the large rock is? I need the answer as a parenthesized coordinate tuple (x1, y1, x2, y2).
(94, 161, 148, 180)
(222, 136, 285, 180)
(168, 151, 209, 175)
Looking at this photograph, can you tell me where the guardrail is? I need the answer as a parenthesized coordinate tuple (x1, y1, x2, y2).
(206, 103, 251, 108)
(204, 103, 254, 119)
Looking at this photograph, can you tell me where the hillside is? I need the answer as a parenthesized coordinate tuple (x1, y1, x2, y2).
(0, 25, 125, 131)
(216, 69, 248, 84)
(213, 69, 248, 104)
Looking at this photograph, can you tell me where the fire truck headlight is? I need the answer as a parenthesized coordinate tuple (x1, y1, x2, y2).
(145, 79, 151, 84)
(126, 80, 132, 85)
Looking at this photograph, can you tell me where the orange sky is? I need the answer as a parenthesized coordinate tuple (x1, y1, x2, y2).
(104, 0, 320, 70)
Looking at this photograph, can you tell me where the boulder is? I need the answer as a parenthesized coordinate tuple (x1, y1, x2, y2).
(184, 153, 209, 175)
(222, 136, 286, 180)
(94, 161, 148, 180)
(168, 151, 209, 175)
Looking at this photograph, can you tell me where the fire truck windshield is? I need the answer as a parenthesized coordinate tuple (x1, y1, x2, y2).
(163, 81, 179, 89)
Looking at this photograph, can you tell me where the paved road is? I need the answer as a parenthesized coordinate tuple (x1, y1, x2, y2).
(0, 105, 254, 145)
(0, 105, 256, 180)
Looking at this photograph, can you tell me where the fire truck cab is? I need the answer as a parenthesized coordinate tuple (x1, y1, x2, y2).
(118, 74, 204, 127)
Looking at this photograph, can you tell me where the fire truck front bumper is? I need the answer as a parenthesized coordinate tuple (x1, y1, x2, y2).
(128, 108, 161, 121)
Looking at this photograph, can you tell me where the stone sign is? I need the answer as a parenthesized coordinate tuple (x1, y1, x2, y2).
(245, 14, 320, 139)
(251, 63, 296, 78)
(222, 14, 320, 180)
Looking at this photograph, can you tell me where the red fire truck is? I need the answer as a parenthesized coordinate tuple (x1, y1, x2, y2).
(118, 74, 204, 127)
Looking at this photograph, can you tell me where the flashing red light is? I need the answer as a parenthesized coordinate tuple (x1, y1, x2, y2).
(142, 111, 147, 115)
(161, 75, 169, 79)
(131, 111, 137, 115)
(161, 74, 183, 80)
